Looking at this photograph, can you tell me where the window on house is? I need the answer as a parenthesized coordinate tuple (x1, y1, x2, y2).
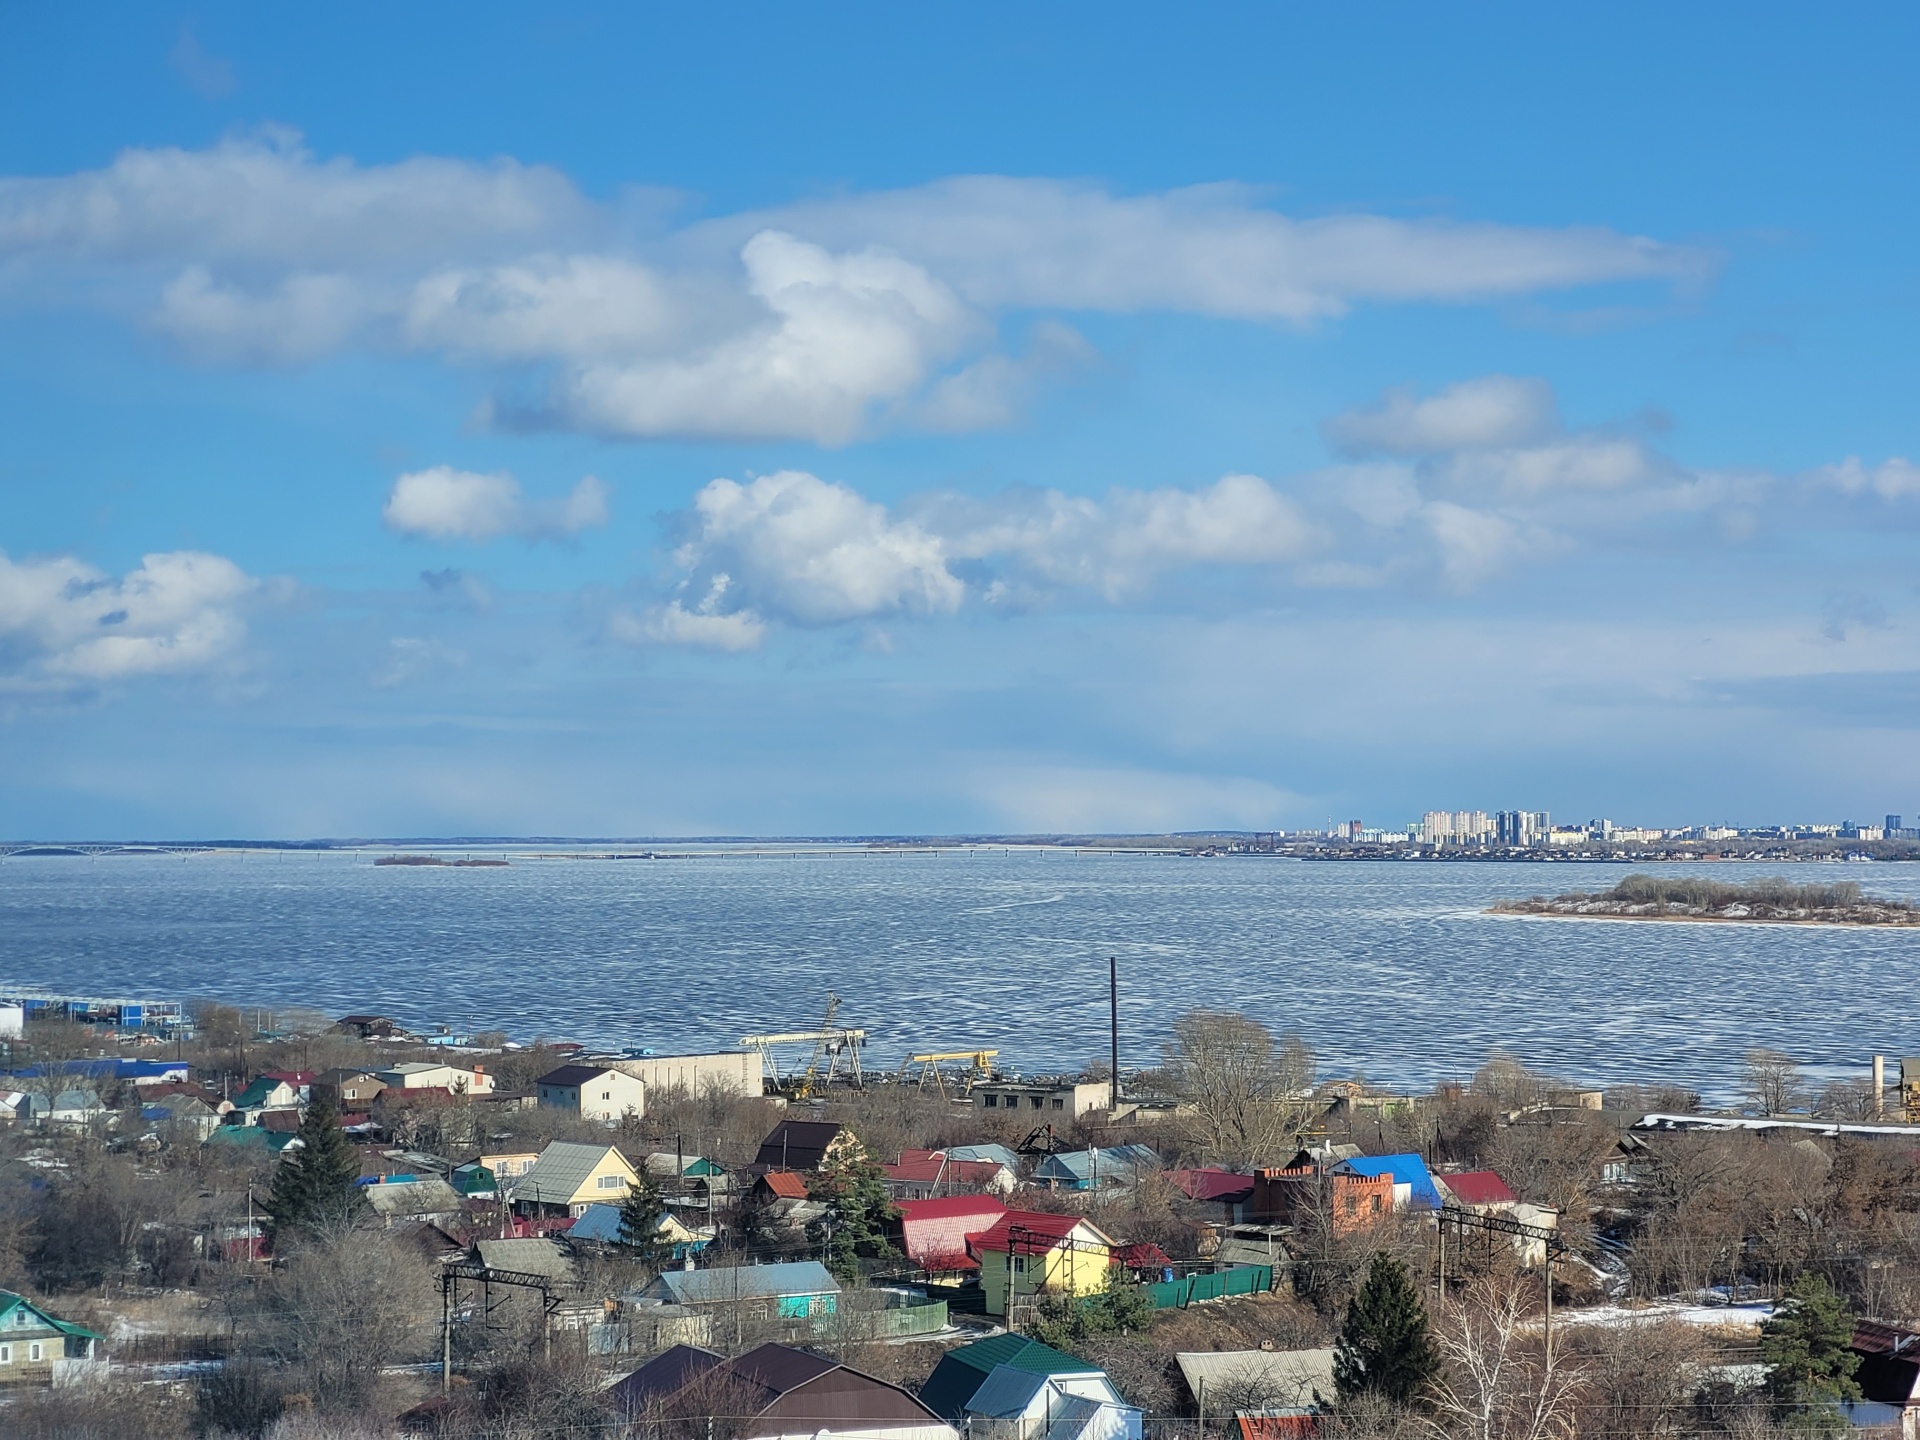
(1371, 1195, 1383, 1213)
(1013, 1255, 1027, 1273)
(601, 1091, 611, 1100)
(1344, 1196, 1357, 1214)
(1030, 1096, 1043, 1109)
(29, 1342, 42, 1362)
(983, 1094, 996, 1107)
(1052, 1098, 1064, 1110)
(598, 1174, 623, 1189)
(0, 1343, 11, 1363)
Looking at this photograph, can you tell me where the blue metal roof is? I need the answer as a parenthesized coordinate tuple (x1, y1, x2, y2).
(1333, 1153, 1444, 1210)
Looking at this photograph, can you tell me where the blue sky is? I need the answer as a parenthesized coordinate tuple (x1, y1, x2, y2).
(2, 4, 1918, 838)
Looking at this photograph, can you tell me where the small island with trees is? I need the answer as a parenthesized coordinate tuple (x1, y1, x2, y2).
(1490, 872, 1920, 926)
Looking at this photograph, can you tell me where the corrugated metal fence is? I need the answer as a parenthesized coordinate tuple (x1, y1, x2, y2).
(1146, 1263, 1274, 1309)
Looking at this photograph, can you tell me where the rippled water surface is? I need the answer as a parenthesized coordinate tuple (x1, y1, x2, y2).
(3, 849, 1918, 1100)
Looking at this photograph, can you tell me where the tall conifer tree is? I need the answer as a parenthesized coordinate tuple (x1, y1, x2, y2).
(1334, 1252, 1440, 1407)
(262, 1089, 368, 1239)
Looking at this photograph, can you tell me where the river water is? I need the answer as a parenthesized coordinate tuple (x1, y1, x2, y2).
(3, 848, 1917, 1101)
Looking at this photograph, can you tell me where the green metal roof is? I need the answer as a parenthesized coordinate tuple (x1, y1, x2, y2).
(919, 1335, 1090, 1418)
(0, 1291, 104, 1342)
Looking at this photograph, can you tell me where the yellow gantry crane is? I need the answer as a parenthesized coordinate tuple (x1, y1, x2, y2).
(893, 1048, 1000, 1099)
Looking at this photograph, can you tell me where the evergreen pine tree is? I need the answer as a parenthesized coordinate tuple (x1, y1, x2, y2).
(262, 1089, 368, 1240)
(1333, 1252, 1440, 1407)
(1761, 1272, 1861, 1413)
(805, 1141, 898, 1280)
(617, 1170, 672, 1269)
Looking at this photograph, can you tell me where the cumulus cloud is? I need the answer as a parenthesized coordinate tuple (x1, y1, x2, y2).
(936, 473, 1324, 600)
(1324, 375, 1558, 455)
(674, 471, 963, 625)
(1817, 456, 1920, 501)
(0, 137, 1708, 442)
(0, 549, 257, 685)
(383, 466, 609, 543)
(551, 232, 980, 444)
(636, 469, 1330, 646)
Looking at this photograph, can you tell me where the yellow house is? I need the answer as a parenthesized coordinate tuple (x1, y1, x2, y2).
(509, 1141, 639, 1218)
(973, 1209, 1115, 1318)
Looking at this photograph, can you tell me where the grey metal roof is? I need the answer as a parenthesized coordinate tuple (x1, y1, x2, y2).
(475, 1238, 576, 1280)
(365, 1177, 464, 1217)
(649, 1261, 840, 1305)
(1175, 1349, 1335, 1407)
(511, 1141, 632, 1204)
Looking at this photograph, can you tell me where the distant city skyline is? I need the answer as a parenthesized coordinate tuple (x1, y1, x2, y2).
(3, 7, 1919, 838)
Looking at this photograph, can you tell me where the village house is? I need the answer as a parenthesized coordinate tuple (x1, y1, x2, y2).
(1032, 1143, 1160, 1192)
(536, 1063, 647, 1122)
(638, 1261, 841, 1320)
(362, 1174, 466, 1226)
(330, 1014, 410, 1039)
(313, 1067, 387, 1109)
(230, 1074, 303, 1122)
(1170, 1168, 1258, 1223)
(0, 1290, 105, 1388)
(46, 1088, 109, 1128)
(510, 1141, 639, 1218)
(891, 1195, 1009, 1275)
(973, 1077, 1112, 1119)
(754, 1118, 863, 1173)
(1845, 1320, 1920, 1439)
(1247, 1160, 1394, 1235)
(609, 1342, 954, 1440)
(566, 1202, 709, 1259)
(1176, 1348, 1335, 1431)
(377, 1061, 494, 1095)
(1435, 1169, 1558, 1265)
(475, 1150, 541, 1181)
(144, 1091, 222, 1141)
(972, 1210, 1116, 1319)
(882, 1148, 1018, 1199)
(921, 1334, 1137, 1439)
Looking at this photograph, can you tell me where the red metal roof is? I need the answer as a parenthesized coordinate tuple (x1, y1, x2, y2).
(759, 1171, 810, 1200)
(1115, 1242, 1173, 1269)
(900, 1148, 943, 1163)
(882, 1157, 1007, 1186)
(1440, 1171, 1519, 1207)
(972, 1210, 1100, 1254)
(895, 1195, 1008, 1223)
(1170, 1167, 1257, 1203)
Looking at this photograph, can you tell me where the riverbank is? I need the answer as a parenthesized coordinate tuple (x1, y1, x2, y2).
(1490, 872, 1920, 927)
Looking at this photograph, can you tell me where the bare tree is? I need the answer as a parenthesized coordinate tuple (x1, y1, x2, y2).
(1744, 1049, 1807, 1116)
(1161, 1009, 1318, 1166)
(1428, 1275, 1582, 1440)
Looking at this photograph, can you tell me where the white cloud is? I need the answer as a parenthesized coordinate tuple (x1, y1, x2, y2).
(678, 471, 963, 625)
(1817, 456, 1920, 501)
(402, 255, 688, 361)
(383, 466, 609, 543)
(0, 139, 1709, 442)
(1441, 435, 1665, 496)
(1324, 375, 1558, 455)
(1422, 502, 1562, 591)
(156, 266, 374, 364)
(0, 131, 593, 268)
(0, 549, 256, 684)
(940, 474, 1324, 599)
(612, 577, 767, 654)
(552, 232, 982, 444)
(737, 178, 1703, 321)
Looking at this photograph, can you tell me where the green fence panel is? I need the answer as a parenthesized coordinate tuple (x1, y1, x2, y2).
(1147, 1278, 1189, 1309)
